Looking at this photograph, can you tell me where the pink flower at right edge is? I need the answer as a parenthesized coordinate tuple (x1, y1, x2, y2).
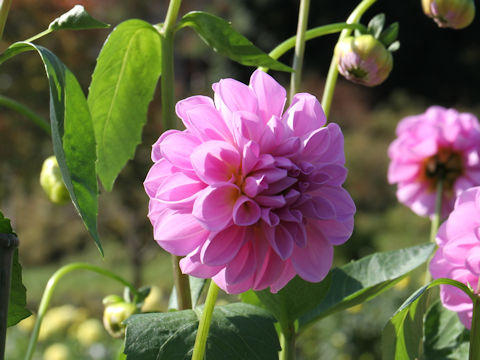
(429, 186, 480, 329)
(388, 106, 480, 219)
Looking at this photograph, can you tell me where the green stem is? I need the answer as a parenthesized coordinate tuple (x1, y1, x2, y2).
(24, 262, 139, 360)
(160, 0, 182, 131)
(321, 0, 377, 118)
(0, 95, 51, 134)
(24, 28, 54, 43)
(469, 294, 480, 360)
(289, 0, 310, 103)
(160, 0, 192, 311)
(279, 323, 296, 360)
(191, 280, 219, 360)
(264, 22, 367, 67)
(0, 0, 12, 40)
(429, 180, 443, 243)
(171, 255, 192, 310)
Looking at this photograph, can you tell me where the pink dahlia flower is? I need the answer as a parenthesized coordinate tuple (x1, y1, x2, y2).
(429, 186, 480, 329)
(144, 70, 355, 294)
(388, 106, 480, 218)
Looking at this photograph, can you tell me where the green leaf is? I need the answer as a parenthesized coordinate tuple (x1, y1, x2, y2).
(382, 278, 474, 360)
(299, 243, 436, 330)
(8, 249, 31, 327)
(241, 275, 331, 328)
(368, 13, 386, 39)
(379, 22, 399, 47)
(48, 5, 110, 31)
(0, 211, 31, 327)
(168, 276, 208, 310)
(0, 42, 101, 253)
(423, 300, 469, 359)
(177, 11, 292, 72)
(124, 303, 280, 360)
(88, 19, 162, 191)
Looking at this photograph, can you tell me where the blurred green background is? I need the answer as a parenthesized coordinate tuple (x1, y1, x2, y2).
(2, 0, 479, 359)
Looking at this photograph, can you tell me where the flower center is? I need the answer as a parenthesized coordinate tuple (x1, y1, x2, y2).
(422, 147, 463, 192)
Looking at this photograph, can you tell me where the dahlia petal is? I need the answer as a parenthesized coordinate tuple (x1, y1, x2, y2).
(160, 131, 201, 170)
(261, 176, 298, 195)
(442, 235, 478, 265)
(233, 196, 261, 226)
(191, 140, 241, 184)
(249, 69, 286, 123)
(270, 261, 296, 293)
(298, 196, 336, 220)
(261, 208, 280, 227)
(466, 250, 480, 276)
(232, 111, 263, 146)
(176, 95, 214, 122)
(284, 93, 326, 137)
(302, 127, 330, 161)
(180, 249, 222, 278)
(458, 310, 473, 330)
(314, 218, 354, 245)
(387, 162, 420, 183)
(291, 227, 333, 282)
(214, 78, 258, 117)
(312, 123, 345, 165)
(185, 104, 233, 142)
(224, 241, 256, 284)
(144, 159, 174, 198)
(253, 248, 286, 290)
(155, 172, 205, 207)
(152, 211, 209, 256)
(152, 129, 177, 161)
(264, 223, 294, 260)
(242, 174, 266, 198)
(213, 269, 254, 294)
(255, 195, 286, 208)
(201, 225, 247, 266)
(193, 184, 239, 231)
(242, 140, 260, 175)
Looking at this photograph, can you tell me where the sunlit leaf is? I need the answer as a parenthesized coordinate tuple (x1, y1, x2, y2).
(48, 5, 110, 31)
(124, 303, 280, 360)
(88, 19, 162, 191)
(177, 11, 292, 72)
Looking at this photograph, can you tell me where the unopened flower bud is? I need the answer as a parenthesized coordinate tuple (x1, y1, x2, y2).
(39, 156, 70, 204)
(102, 296, 136, 338)
(422, 0, 475, 29)
(335, 34, 393, 87)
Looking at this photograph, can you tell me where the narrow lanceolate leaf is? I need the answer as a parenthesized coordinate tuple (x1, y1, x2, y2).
(88, 19, 162, 191)
(177, 11, 293, 72)
(124, 303, 280, 360)
(0, 42, 101, 253)
(423, 300, 469, 359)
(48, 5, 110, 31)
(241, 275, 331, 328)
(0, 211, 31, 327)
(382, 278, 475, 360)
(299, 242, 436, 330)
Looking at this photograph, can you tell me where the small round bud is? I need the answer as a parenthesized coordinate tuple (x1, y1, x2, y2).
(422, 0, 475, 29)
(102, 297, 136, 339)
(39, 156, 70, 204)
(335, 34, 393, 87)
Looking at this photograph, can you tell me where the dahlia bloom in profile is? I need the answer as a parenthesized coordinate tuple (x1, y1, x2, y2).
(430, 186, 480, 329)
(144, 70, 355, 294)
(388, 106, 480, 218)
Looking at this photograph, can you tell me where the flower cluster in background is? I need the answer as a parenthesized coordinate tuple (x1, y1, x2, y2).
(429, 186, 480, 329)
(388, 106, 480, 219)
(144, 70, 355, 294)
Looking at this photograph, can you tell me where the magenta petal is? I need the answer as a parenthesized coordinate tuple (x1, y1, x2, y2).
(213, 269, 254, 294)
(224, 241, 256, 284)
(201, 225, 247, 266)
(265, 223, 294, 260)
(249, 69, 286, 123)
(253, 248, 285, 290)
(291, 226, 333, 282)
(270, 261, 296, 293)
(192, 184, 239, 232)
(214, 78, 258, 115)
(180, 249, 222, 278)
(156, 172, 205, 206)
(466, 250, 480, 276)
(191, 140, 241, 184)
(233, 196, 261, 226)
(284, 93, 326, 137)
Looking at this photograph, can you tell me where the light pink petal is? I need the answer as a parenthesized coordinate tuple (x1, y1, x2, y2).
(231, 111, 264, 146)
(160, 131, 201, 170)
(155, 172, 205, 209)
(249, 70, 286, 123)
(311, 123, 345, 165)
(190, 140, 241, 185)
(152, 210, 209, 256)
(152, 129, 177, 162)
(180, 249, 222, 278)
(192, 184, 239, 232)
(144, 159, 175, 198)
(466, 249, 480, 276)
(291, 225, 333, 282)
(213, 78, 258, 116)
(458, 310, 473, 330)
(442, 235, 479, 265)
(176, 95, 214, 122)
(200, 225, 247, 266)
(388, 162, 420, 183)
(284, 93, 326, 137)
(185, 104, 233, 142)
(241, 141, 261, 176)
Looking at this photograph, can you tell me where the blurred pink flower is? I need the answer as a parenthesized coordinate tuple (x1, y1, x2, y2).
(388, 106, 480, 218)
(144, 70, 355, 294)
(429, 186, 480, 329)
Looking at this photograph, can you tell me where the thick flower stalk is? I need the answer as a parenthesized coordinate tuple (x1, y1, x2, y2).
(430, 186, 480, 329)
(144, 70, 355, 294)
(422, 0, 475, 29)
(388, 106, 480, 219)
